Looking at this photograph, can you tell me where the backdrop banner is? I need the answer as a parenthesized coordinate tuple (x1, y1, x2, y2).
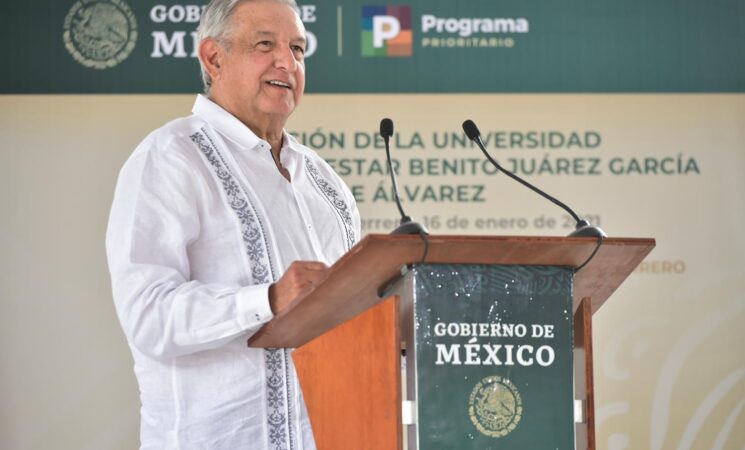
(4, 0, 743, 93)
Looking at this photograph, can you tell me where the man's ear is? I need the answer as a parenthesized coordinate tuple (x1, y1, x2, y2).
(199, 38, 223, 83)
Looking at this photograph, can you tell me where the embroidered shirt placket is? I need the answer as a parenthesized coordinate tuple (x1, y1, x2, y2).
(189, 127, 296, 450)
(303, 157, 356, 251)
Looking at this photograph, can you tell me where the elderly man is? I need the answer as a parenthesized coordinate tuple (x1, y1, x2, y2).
(106, 0, 359, 448)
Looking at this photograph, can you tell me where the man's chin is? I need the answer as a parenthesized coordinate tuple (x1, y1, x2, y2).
(260, 102, 296, 119)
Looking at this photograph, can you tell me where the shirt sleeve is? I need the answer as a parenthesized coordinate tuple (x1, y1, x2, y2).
(106, 137, 273, 360)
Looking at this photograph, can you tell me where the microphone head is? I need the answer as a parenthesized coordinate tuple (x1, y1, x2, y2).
(462, 119, 481, 141)
(380, 118, 394, 138)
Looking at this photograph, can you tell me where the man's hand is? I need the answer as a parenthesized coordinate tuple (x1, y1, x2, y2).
(268, 261, 328, 315)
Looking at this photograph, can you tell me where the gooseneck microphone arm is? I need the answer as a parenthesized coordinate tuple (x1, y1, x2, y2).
(380, 118, 429, 236)
(380, 118, 407, 220)
(462, 119, 606, 238)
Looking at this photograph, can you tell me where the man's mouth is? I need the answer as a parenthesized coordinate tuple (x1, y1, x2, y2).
(266, 80, 291, 89)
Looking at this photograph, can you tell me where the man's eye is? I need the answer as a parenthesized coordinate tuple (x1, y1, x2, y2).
(291, 45, 305, 54)
(257, 41, 272, 49)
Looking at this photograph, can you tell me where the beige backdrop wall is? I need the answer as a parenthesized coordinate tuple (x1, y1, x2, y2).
(0, 94, 743, 449)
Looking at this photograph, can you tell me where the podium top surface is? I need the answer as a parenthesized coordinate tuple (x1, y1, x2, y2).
(248, 234, 655, 348)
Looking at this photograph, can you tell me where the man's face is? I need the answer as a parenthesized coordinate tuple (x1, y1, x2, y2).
(213, 0, 306, 124)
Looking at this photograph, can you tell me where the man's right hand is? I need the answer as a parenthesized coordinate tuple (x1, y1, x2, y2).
(268, 261, 328, 315)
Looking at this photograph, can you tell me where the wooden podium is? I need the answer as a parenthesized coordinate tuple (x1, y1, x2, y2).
(248, 234, 654, 450)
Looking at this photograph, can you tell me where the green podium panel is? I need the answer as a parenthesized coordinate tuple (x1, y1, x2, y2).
(406, 264, 574, 450)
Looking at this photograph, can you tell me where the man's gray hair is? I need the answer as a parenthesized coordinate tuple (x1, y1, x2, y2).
(196, 0, 299, 94)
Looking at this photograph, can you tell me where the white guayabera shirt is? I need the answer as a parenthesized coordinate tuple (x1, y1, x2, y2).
(106, 95, 360, 450)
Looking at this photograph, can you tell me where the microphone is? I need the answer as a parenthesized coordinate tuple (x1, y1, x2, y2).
(380, 118, 429, 235)
(462, 119, 606, 238)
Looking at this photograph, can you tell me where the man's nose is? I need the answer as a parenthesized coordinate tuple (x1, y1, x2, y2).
(274, 45, 298, 71)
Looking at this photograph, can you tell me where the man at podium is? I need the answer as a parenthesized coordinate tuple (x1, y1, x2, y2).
(105, 0, 360, 448)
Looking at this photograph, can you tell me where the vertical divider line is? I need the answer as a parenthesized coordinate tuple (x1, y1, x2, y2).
(337, 6, 343, 57)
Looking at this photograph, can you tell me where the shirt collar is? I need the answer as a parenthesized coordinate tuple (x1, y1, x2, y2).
(191, 94, 298, 156)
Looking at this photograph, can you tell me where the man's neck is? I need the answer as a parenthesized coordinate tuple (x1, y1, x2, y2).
(239, 112, 290, 180)
(207, 94, 290, 179)
(246, 120, 289, 181)
(207, 94, 287, 153)
(244, 119, 285, 152)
